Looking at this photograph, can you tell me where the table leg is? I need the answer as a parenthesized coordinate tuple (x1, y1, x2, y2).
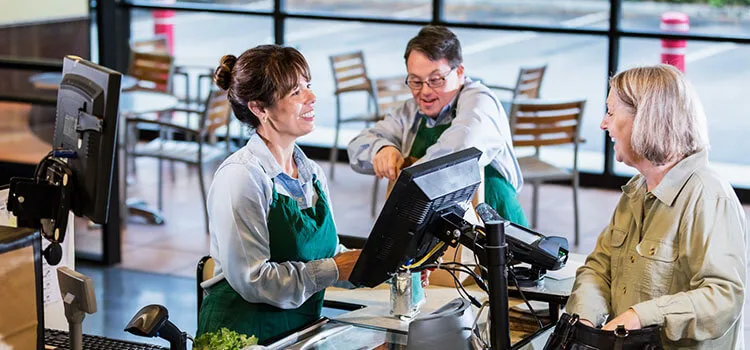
(549, 302, 560, 322)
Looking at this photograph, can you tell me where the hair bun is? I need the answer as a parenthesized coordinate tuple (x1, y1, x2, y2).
(214, 54, 237, 91)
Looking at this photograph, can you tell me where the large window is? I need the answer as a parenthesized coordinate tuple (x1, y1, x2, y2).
(129, 9, 273, 67)
(287, 0, 430, 19)
(617, 38, 750, 187)
(445, 0, 610, 28)
(287, 20, 417, 146)
(622, 0, 750, 38)
(453, 28, 609, 172)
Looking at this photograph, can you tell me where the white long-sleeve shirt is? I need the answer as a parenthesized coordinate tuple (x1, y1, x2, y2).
(347, 77, 523, 192)
(202, 132, 348, 309)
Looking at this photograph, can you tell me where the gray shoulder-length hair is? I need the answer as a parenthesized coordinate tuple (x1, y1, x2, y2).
(610, 64, 709, 165)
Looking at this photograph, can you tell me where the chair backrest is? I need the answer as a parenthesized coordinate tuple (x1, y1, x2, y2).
(373, 75, 412, 120)
(128, 51, 174, 93)
(197, 255, 215, 316)
(200, 89, 232, 143)
(512, 64, 547, 100)
(130, 35, 170, 55)
(509, 98, 586, 157)
(329, 51, 373, 95)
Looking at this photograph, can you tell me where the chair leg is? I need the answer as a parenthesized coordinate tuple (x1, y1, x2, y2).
(572, 176, 580, 247)
(531, 180, 539, 229)
(124, 141, 130, 202)
(158, 158, 164, 211)
(198, 163, 210, 235)
(371, 177, 380, 217)
(329, 94, 342, 181)
(127, 122, 137, 182)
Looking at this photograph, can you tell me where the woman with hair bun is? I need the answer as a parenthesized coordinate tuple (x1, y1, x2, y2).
(197, 45, 360, 343)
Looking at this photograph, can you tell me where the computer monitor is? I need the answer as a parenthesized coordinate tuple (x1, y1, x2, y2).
(349, 148, 483, 288)
(52, 55, 121, 224)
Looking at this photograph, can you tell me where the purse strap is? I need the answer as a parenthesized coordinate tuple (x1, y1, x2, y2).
(613, 325, 628, 350)
(560, 313, 580, 349)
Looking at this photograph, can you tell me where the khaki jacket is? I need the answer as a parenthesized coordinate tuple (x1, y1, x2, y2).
(566, 151, 746, 349)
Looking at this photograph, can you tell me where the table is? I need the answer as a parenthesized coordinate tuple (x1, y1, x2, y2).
(119, 90, 179, 225)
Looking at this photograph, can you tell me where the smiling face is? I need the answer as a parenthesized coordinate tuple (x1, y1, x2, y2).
(602, 90, 638, 166)
(260, 75, 316, 140)
(406, 50, 464, 118)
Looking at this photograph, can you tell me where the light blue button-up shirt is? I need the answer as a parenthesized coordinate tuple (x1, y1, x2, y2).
(202, 132, 347, 309)
(347, 77, 523, 192)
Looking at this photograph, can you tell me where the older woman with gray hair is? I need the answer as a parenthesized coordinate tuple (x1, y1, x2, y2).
(566, 64, 746, 348)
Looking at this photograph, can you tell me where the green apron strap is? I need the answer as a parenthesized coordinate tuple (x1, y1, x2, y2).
(483, 166, 529, 227)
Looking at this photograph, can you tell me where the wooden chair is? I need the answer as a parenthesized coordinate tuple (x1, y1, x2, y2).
(509, 98, 586, 246)
(328, 51, 377, 180)
(486, 63, 547, 113)
(131, 35, 213, 111)
(368, 75, 413, 216)
(125, 89, 233, 234)
(127, 50, 174, 93)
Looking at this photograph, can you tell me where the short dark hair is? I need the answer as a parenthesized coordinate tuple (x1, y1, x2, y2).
(403, 25, 462, 69)
(214, 45, 311, 128)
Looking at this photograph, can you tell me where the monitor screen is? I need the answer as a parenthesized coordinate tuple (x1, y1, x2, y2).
(52, 55, 121, 224)
(349, 148, 482, 288)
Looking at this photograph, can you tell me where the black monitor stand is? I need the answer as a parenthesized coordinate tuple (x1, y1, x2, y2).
(429, 207, 512, 350)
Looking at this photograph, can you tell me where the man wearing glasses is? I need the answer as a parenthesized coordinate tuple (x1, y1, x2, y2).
(347, 25, 528, 226)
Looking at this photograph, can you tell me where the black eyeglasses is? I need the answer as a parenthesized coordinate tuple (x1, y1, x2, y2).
(405, 69, 455, 91)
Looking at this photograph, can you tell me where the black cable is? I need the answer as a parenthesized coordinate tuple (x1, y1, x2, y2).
(509, 268, 544, 329)
(442, 267, 482, 308)
(441, 262, 488, 293)
(414, 262, 488, 293)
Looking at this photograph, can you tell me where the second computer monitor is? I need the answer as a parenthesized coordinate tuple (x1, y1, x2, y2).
(53, 55, 122, 224)
(349, 148, 482, 288)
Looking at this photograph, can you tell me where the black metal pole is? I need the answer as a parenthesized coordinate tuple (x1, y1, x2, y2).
(603, 0, 622, 177)
(484, 219, 510, 349)
(273, 0, 285, 45)
(432, 0, 442, 24)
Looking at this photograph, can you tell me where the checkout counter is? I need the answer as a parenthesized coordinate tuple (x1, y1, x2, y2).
(265, 254, 582, 350)
(0, 222, 579, 349)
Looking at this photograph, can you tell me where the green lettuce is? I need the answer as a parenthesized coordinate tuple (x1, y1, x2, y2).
(193, 328, 258, 350)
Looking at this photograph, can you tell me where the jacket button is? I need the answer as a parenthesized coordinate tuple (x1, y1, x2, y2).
(623, 286, 627, 294)
(649, 247, 655, 255)
(630, 256, 635, 263)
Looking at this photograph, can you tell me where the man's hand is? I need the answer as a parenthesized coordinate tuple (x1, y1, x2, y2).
(602, 308, 642, 331)
(333, 250, 361, 281)
(373, 146, 404, 181)
(579, 319, 595, 328)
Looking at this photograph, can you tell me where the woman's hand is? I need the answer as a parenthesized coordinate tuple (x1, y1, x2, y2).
(373, 146, 404, 181)
(602, 308, 642, 330)
(333, 250, 361, 281)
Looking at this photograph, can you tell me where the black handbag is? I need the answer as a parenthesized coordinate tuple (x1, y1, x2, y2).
(543, 313, 663, 350)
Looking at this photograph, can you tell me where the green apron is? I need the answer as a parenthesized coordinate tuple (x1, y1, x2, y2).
(409, 116, 529, 227)
(197, 177, 338, 344)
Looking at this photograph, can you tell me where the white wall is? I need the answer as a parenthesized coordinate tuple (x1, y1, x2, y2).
(0, 0, 88, 26)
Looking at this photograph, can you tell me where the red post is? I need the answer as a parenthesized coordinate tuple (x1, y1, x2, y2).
(152, 0, 175, 55)
(660, 12, 689, 73)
